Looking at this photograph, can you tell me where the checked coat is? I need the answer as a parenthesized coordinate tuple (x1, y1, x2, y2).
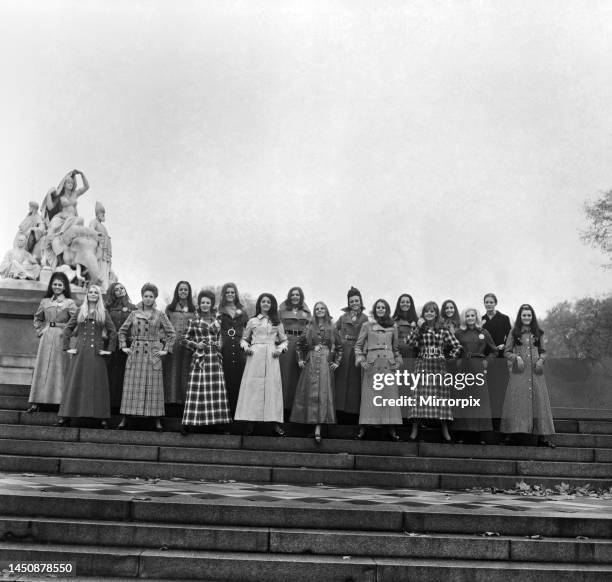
(406, 324, 461, 420)
(181, 313, 231, 426)
(118, 305, 176, 416)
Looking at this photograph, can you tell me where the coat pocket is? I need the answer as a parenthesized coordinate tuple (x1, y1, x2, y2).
(151, 355, 163, 371)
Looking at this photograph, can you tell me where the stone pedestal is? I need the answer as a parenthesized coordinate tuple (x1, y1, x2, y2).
(0, 280, 84, 386)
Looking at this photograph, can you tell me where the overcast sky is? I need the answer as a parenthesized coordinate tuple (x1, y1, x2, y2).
(1, 0, 611, 318)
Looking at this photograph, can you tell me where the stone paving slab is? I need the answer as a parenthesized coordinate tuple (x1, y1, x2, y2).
(0, 472, 610, 519)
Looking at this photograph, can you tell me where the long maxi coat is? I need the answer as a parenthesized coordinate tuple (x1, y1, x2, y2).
(355, 321, 403, 425)
(182, 313, 231, 426)
(290, 323, 342, 424)
(334, 311, 369, 415)
(500, 330, 555, 436)
(405, 324, 462, 420)
(59, 312, 117, 418)
(163, 306, 194, 404)
(219, 309, 250, 416)
(234, 315, 288, 423)
(395, 318, 418, 418)
(29, 296, 77, 405)
(106, 300, 137, 408)
(278, 302, 310, 411)
(452, 326, 497, 432)
(482, 311, 512, 418)
(118, 305, 176, 417)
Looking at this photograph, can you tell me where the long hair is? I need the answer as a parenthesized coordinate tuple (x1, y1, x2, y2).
(44, 272, 72, 299)
(372, 299, 394, 328)
(441, 299, 461, 327)
(255, 293, 280, 325)
(421, 301, 442, 330)
(284, 286, 306, 311)
(459, 307, 483, 330)
(196, 289, 216, 315)
(168, 280, 196, 312)
(78, 285, 106, 324)
(310, 301, 333, 327)
(219, 282, 244, 310)
(105, 281, 132, 308)
(392, 293, 418, 323)
(511, 304, 544, 343)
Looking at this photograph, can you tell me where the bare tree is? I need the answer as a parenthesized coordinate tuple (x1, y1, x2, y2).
(581, 190, 612, 269)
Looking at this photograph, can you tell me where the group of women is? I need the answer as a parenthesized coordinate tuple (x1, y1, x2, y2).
(27, 277, 556, 447)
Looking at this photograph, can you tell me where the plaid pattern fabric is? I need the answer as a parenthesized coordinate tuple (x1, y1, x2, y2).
(118, 308, 176, 417)
(407, 326, 461, 420)
(182, 316, 231, 426)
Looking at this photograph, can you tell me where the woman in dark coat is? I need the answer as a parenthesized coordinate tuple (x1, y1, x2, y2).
(279, 286, 311, 419)
(393, 293, 418, 419)
(164, 280, 196, 405)
(57, 285, 116, 427)
(334, 287, 369, 423)
(453, 307, 497, 443)
(481, 293, 512, 429)
(117, 283, 176, 431)
(218, 282, 250, 417)
(105, 282, 137, 411)
(181, 290, 231, 434)
(291, 301, 342, 443)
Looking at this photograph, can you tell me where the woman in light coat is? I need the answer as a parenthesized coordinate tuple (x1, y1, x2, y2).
(234, 293, 288, 436)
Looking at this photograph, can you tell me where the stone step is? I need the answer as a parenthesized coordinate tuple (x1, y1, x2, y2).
(0, 354, 36, 368)
(1, 516, 611, 563)
(579, 421, 612, 435)
(0, 367, 32, 385)
(3, 489, 610, 538)
(5, 436, 608, 480)
(0, 452, 610, 490)
(2, 424, 606, 463)
(0, 383, 28, 396)
(1, 542, 611, 581)
(0, 395, 28, 409)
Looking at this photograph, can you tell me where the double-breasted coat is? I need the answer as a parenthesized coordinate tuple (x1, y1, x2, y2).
(118, 305, 176, 417)
(501, 330, 555, 436)
(290, 322, 342, 424)
(355, 321, 403, 425)
(60, 312, 117, 418)
(406, 324, 462, 420)
(234, 315, 288, 422)
(334, 311, 369, 415)
(182, 313, 231, 426)
(29, 296, 77, 405)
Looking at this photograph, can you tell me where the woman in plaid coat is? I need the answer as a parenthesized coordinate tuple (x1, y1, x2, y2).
(180, 290, 231, 435)
(117, 283, 176, 431)
(406, 301, 461, 442)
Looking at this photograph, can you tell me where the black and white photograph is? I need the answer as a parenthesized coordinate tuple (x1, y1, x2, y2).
(1, 1, 611, 580)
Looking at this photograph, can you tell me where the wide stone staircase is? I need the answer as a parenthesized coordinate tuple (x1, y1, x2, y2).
(1, 356, 611, 581)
